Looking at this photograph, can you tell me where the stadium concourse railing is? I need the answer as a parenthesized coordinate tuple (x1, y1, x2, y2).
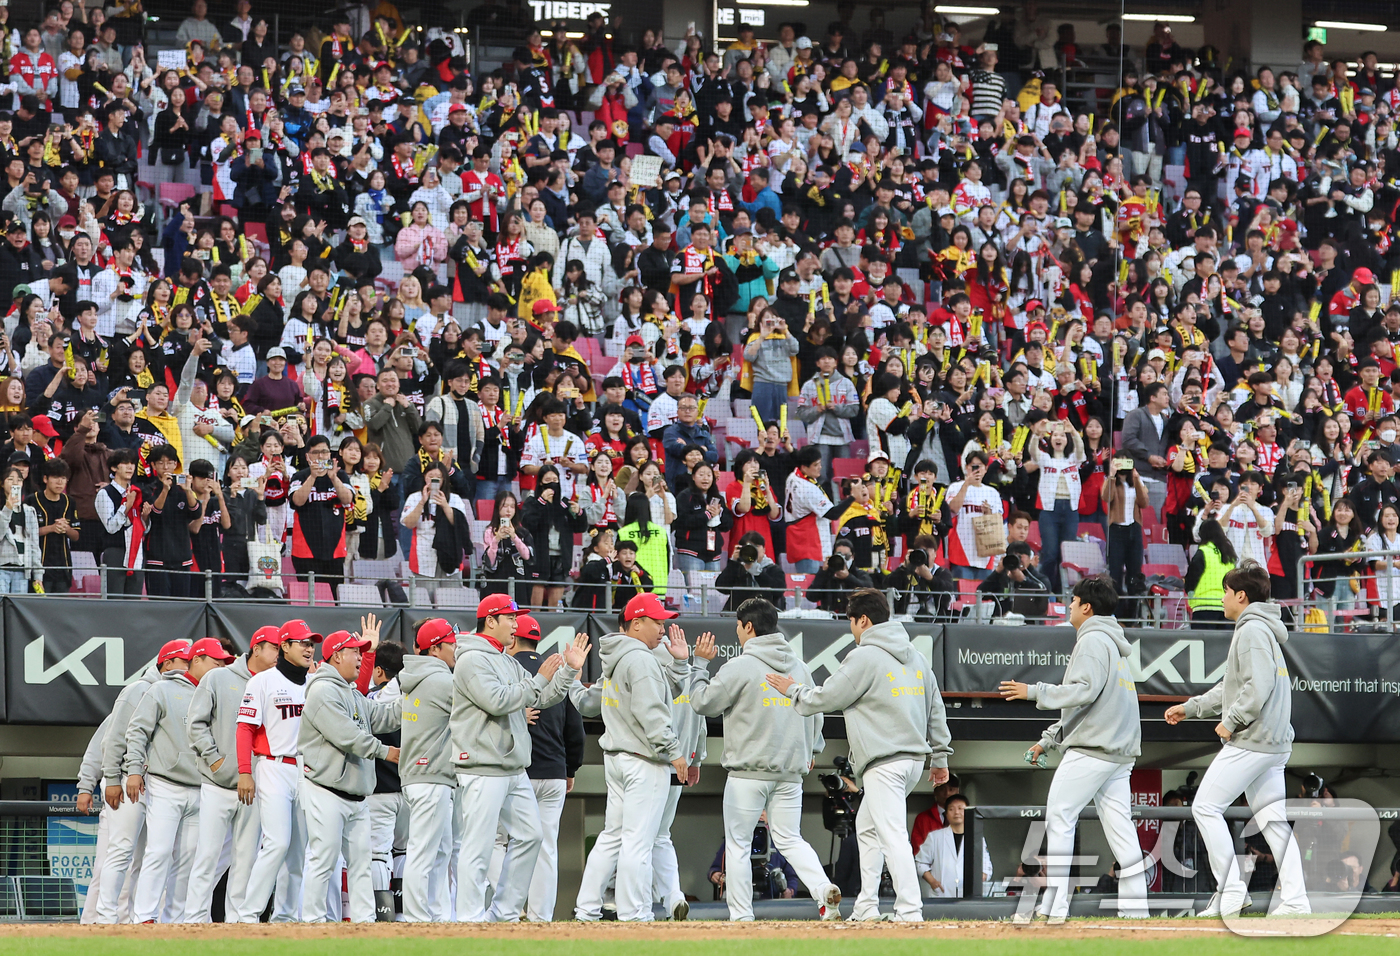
(35, 560, 1210, 625)
(1296, 550, 1398, 633)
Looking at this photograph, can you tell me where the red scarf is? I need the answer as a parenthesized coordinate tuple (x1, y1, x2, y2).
(620, 360, 659, 396)
(482, 404, 511, 449)
(590, 484, 617, 526)
(391, 152, 418, 186)
(122, 484, 144, 575)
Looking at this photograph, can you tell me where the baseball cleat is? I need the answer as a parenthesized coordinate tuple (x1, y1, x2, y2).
(819, 884, 843, 921)
(852, 912, 894, 922)
(1196, 892, 1252, 918)
(1271, 903, 1312, 917)
(671, 899, 689, 921)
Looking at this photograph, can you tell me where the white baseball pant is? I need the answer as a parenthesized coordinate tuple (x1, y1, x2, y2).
(368, 792, 406, 893)
(651, 782, 685, 915)
(81, 804, 113, 924)
(1192, 745, 1309, 914)
(301, 780, 375, 923)
(852, 758, 924, 922)
(95, 789, 147, 923)
(182, 783, 261, 922)
(403, 782, 455, 922)
(722, 776, 835, 921)
(132, 775, 201, 923)
(526, 778, 568, 922)
(240, 757, 307, 922)
(575, 753, 670, 922)
(1042, 751, 1149, 919)
(455, 771, 542, 922)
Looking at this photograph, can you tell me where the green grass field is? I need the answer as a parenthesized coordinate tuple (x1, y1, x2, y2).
(4, 937, 1398, 956)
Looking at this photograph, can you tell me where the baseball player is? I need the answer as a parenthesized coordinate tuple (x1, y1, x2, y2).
(183, 627, 282, 923)
(766, 588, 952, 923)
(999, 575, 1149, 922)
(1165, 564, 1310, 918)
(450, 593, 589, 922)
(237, 619, 322, 923)
(573, 593, 690, 923)
(298, 621, 403, 923)
(507, 614, 585, 923)
(124, 638, 236, 923)
(76, 714, 111, 923)
(649, 629, 707, 923)
(399, 618, 460, 922)
(688, 597, 843, 921)
(365, 640, 407, 919)
(95, 638, 190, 923)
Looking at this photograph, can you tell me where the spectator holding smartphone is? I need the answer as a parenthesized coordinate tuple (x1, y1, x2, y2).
(288, 434, 354, 599)
(1103, 455, 1148, 593)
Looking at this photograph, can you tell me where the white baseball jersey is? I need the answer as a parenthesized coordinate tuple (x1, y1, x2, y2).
(520, 429, 588, 499)
(238, 667, 306, 758)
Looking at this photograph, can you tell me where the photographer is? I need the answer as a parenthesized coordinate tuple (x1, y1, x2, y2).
(885, 537, 954, 620)
(808, 541, 874, 615)
(715, 531, 786, 611)
(977, 542, 1051, 618)
(1103, 455, 1148, 593)
(707, 820, 801, 900)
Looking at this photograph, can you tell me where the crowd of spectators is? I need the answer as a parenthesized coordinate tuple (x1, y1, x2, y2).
(0, 0, 1396, 622)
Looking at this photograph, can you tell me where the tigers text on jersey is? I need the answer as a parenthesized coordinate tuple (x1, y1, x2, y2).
(237, 666, 306, 758)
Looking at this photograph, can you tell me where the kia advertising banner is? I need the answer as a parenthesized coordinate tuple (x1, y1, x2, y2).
(2, 599, 1398, 741)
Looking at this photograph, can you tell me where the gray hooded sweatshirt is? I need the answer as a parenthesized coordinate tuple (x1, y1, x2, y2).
(78, 715, 113, 794)
(1027, 615, 1141, 763)
(299, 665, 402, 796)
(101, 666, 160, 787)
(450, 634, 577, 776)
(785, 620, 951, 781)
(688, 632, 825, 781)
(1182, 602, 1294, 754)
(123, 670, 202, 787)
(591, 632, 682, 763)
(655, 642, 707, 767)
(399, 654, 457, 787)
(186, 657, 254, 789)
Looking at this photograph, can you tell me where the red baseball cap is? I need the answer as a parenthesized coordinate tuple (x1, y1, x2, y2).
(322, 630, 370, 657)
(157, 639, 193, 664)
(625, 334, 645, 348)
(250, 625, 282, 647)
(532, 299, 559, 316)
(477, 593, 520, 618)
(416, 618, 458, 650)
(1024, 299, 1045, 312)
(32, 416, 58, 439)
(1353, 267, 1376, 285)
(190, 637, 235, 662)
(515, 614, 542, 640)
(279, 619, 324, 644)
(623, 592, 678, 622)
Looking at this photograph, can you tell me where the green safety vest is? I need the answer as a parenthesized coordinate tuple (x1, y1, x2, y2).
(1188, 543, 1230, 611)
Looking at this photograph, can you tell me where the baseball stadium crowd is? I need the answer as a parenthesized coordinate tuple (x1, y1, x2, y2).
(0, 0, 1396, 625)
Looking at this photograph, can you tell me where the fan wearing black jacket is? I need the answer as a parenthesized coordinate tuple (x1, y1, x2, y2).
(714, 530, 786, 611)
(807, 539, 875, 614)
(521, 464, 588, 607)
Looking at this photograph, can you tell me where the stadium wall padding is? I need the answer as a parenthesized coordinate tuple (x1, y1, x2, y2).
(3, 597, 1395, 741)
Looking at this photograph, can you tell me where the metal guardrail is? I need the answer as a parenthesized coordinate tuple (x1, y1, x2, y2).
(962, 803, 1397, 900)
(1295, 549, 1397, 633)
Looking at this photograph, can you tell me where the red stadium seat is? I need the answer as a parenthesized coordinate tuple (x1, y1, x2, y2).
(476, 499, 495, 521)
(832, 458, 864, 480)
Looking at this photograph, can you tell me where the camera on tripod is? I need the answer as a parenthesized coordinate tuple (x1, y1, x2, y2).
(819, 755, 859, 837)
(750, 823, 786, 899)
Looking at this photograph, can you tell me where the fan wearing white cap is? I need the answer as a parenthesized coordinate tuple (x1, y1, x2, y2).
(298, 614, 402, 923)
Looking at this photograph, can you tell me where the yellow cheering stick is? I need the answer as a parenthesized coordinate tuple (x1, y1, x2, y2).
(750, 405, 765, 436)
(931, 486, 946, 512)
(897, 401, 914, 418)
(1009, 425, 1030, 456)
(779, 404, 788, 439)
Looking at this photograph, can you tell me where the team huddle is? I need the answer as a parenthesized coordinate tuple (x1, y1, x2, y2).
(73, 567, 1301, 923)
